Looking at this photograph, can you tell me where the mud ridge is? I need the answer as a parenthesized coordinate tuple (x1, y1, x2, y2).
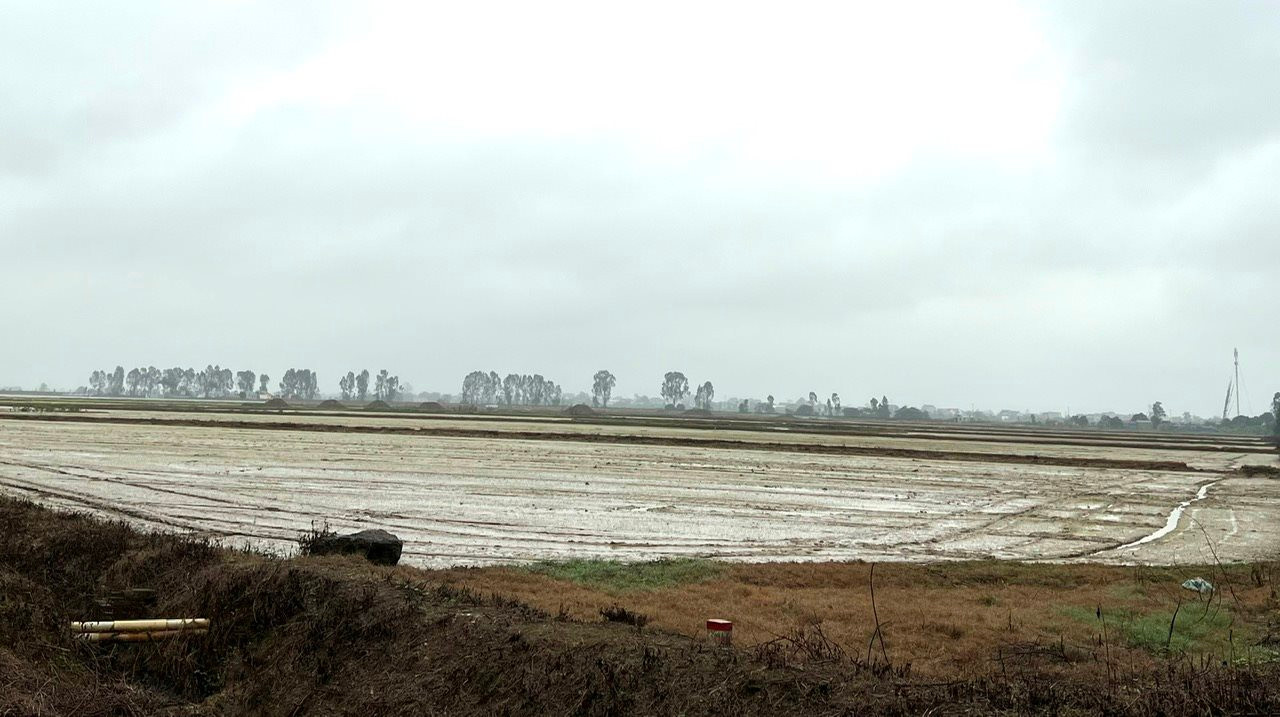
(0, 413, 1205, 473)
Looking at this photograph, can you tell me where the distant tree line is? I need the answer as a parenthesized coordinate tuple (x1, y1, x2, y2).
(277, 369, 319, 400)
(460, 371, 563, 406)
(84, 365, 330, 400)
(337, 369, 401, 401)
(82, 363, 1277, 436)
(88, 365, 269, 399)
(657, 371, 714, 410)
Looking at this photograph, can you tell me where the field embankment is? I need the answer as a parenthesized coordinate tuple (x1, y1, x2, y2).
(4, 496, 1280, 715)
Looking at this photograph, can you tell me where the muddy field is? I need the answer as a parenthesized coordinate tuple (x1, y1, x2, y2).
(1, 409, 1277, 567)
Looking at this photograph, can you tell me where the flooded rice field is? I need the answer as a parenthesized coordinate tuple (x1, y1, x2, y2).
(1, 411, 1277, 567)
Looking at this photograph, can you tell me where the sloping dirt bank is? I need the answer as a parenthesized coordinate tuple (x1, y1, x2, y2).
(4, 497, 1280, 715)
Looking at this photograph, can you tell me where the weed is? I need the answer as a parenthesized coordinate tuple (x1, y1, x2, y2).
(600, 604, 650, 628)
(523, 558, 723, 592)
(295, 521, 337, 556)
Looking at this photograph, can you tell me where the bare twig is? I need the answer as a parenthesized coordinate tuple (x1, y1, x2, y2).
(1166, 596, 1182, 651)
(1193, 519, 1243, 609)
(868, 563, 890, 665)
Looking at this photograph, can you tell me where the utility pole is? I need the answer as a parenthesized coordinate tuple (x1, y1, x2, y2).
(1234, 348, 1241, 417)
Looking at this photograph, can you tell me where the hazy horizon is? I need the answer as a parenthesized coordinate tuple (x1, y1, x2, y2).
(3, 2, 1277, 417)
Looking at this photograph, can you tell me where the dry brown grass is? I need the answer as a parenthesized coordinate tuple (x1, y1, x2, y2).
(429, 559, 1279, 676)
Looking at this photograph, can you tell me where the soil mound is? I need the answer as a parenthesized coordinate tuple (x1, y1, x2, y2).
(418, 401, 445, 412)
(564, 404, 595, 417)
(364, 400, 391, 411)
(263, 398, 289, 410)
(317, 399, 344, 410)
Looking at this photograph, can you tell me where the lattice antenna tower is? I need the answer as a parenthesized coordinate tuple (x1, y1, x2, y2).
(1222, 347, 1242, 421)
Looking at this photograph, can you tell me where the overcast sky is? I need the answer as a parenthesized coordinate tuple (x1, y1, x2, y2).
(2, 1, 1276, 415)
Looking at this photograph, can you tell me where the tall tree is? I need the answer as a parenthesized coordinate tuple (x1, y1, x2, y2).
(808, 391, 817, 407)
(1150, 401, 1167, 428)
(831, 393, 841, 415)
(88, 370, 106, 396)
(258, 373, 269, 394)
(279, 369, 296, 399)
(338, 372, 355, 400)
(484, 371, 500, 404)
(460, 371, 487, 404)
(236, 370, 257, 398)
(356, 369, 370, 400)
(160, 368, 181, 396)
(1273, 392, 1280, 437)
(592, 370, 616, 408)
(375, 369, 388, 400)
(124, 368, 141, 396)
(528, 374, 547, 405)
(108, 366, 125, 396)
(693, 381, 714, 410)
(660, 371, 689, 408)
(502, 374, 519, 405)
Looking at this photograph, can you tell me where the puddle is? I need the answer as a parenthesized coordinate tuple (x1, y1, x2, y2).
(1116, 480, 1218, 550)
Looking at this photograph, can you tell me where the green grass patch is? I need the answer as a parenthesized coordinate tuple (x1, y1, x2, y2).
(523, 558, 724, 593)
(1059, 602, 1245, 656)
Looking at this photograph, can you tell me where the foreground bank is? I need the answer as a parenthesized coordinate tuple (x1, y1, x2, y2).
(4, 496, 1280, 715)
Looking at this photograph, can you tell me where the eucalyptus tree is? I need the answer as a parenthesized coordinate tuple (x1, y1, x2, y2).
(660, 371, 689, 408)
(592, 370, 616, 408)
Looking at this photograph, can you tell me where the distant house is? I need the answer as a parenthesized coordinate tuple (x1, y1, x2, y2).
(257, 391, 275, 400)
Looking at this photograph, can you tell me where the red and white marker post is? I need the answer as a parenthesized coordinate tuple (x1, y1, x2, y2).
(706, 619, 733, 646)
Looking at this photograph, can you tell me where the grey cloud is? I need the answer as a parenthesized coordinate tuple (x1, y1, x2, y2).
(1, 2, 1277, 416)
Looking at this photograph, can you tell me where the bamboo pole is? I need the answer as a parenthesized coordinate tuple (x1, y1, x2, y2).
(71, 618, 208, 633)
(75, 628, 208, 643)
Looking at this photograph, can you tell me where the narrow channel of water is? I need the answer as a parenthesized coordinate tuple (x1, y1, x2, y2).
(1117, 480, 1218, 550)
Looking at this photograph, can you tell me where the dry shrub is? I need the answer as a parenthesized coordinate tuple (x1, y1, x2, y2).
(295, 522, 338, 556)
(600, 604, 650, 628)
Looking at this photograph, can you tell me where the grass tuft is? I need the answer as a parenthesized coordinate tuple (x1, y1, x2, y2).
(523, 558, 723, 593)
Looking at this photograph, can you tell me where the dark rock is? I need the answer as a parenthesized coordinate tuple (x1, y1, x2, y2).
(309, 529, 403, 566)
